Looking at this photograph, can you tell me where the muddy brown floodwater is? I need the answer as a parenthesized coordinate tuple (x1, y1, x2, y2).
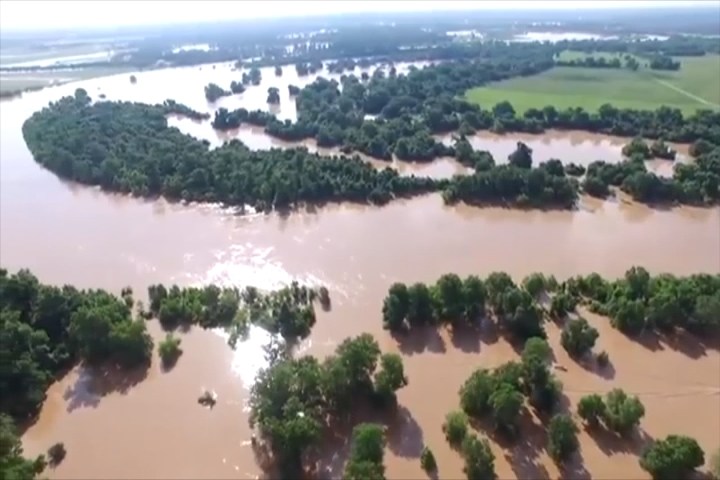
(1, 61, 719, 480)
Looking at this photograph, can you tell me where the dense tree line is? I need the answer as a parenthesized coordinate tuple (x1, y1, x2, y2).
(549, 267, 720, 336)
(382, 271, 550, 343)
(22, 90, 442, 211)
(146, 281, 327, 343)
(582, 142, 719, 205)
(249, 333, 407, 478)
(649, 55, 681, 71)
(556, 56, 623, 69)
(0, 268, 153, 420)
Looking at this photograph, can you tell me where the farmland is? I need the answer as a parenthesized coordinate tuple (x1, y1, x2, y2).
(466, 55, 720, 114)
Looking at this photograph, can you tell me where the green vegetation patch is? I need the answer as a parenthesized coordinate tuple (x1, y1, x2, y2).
(466, 56, 720, 114)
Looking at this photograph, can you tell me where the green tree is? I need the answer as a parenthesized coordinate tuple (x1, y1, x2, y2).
(0, 414, 46, 479)
(443, 410, 469, 447)
(382, 283, 409, 331)
(463, 275, 487, 321)
(407, 283, 435, 326)
(434, 273, 466, 324)
(373, 353, 408, 402)
(420, 446, 437, 473)
(604, 388, 645, 435)
(489, 383, 523, 435)
(560, 317, 599, 358)
(158, 333, 182, 367)
(577, 394, 606, 427)
(640, 435, 704, 480)
(345, 423, 386, 480)
(547, 414, 579, 462)
(522, 273, 547, 298)
(461, 434, 496, 480)
(460, 369, 495, 417)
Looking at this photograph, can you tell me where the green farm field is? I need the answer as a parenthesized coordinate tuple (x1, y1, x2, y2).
(466, 55, 720, 114)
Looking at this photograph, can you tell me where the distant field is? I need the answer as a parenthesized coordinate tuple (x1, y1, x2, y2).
(466, 55, 720, 114)
(0, 66, 135, 94)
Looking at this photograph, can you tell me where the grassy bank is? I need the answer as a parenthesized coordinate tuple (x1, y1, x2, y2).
(465, 55, 720, 114)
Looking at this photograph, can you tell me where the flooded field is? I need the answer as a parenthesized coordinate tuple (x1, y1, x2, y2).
(1, 61, 719, 479)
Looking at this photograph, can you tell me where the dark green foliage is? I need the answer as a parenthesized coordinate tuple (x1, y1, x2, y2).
(461, 434, 496, 480)
(577, 394, 606, 427)
(622, 137, 652, 159)
(547, 414, 579, 462)
(157, 333, 182, 367)
(552, 268, 720, 337)
(560, 317, 599, 358)
(267, 87, 280, 104)
(250, 333, 404, 477)
(345, 423, 386, 479)
(147, 281, 325, 343)
(204, 82, 231, 102)
(640, 435, 704, 480)
(47, 442, 66, 466)
(22, 94, 440, 211)
(521, 338, 562, 414)
(604, 388, 645, 435)
(596, 350, 610, 367)
(443, 410, 469, 447)
(460, 369, 496, 418)
(564, 162, 586, 176)
(0, 414, 46, 479)
(650, 139, 676, 160)
(0, 268, 153, 420)
(420, 446, 437, 473)
(373, 353, 408, 403)
(489, 383, 523, 435)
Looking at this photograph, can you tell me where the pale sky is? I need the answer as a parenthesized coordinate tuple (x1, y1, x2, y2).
(0, 0, 716, 32)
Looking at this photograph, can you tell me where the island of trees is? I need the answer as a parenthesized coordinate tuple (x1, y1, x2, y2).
(22, 90, 719, 214)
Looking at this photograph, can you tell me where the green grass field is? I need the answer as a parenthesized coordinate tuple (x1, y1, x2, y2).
(465, 55, 720, 114)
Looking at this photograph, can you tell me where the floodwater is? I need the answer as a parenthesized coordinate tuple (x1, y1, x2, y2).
(1, 61, 719, 480)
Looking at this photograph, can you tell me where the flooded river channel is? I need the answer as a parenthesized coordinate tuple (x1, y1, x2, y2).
(1, 61, 719, 479)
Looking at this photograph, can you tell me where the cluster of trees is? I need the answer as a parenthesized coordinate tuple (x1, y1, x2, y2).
(203, 82, 231, 102)
(640, 435, 705, 480)
(22, 91, 444, 211)
(442, 411, 496, 480)
(1, 268, 153, 420)
(249, 333, 407, 478)
(577, 390, 645, 434)
(556, 56, 624, 69)
(649, 55, 681, 71)
(621, 137, 676, 161)
(382, 271, 552, 343)
(551, 267, 720, 336)
(344, 424, 387, 480)
(582, 142, 719, 205)
(146, 281, 327, 343)
(445, 139, 579, 208)
(0, 414, 47, 479)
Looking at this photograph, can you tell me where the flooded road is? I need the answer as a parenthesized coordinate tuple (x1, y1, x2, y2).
(1, 62, 719, 479)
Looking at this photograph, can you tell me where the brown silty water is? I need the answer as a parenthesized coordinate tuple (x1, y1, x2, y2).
(0, 61, 718, 479)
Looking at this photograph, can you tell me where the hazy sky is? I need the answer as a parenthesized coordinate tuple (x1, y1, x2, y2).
(0, 0, 716, 32)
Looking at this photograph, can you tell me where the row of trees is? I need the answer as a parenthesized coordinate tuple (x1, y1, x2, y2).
(146, 281, 328, 343)
(551, 267, 720, 336)
(581, 142, 719, 205)
(382, 272, 549, 343)
(249, 333, 407, 478)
